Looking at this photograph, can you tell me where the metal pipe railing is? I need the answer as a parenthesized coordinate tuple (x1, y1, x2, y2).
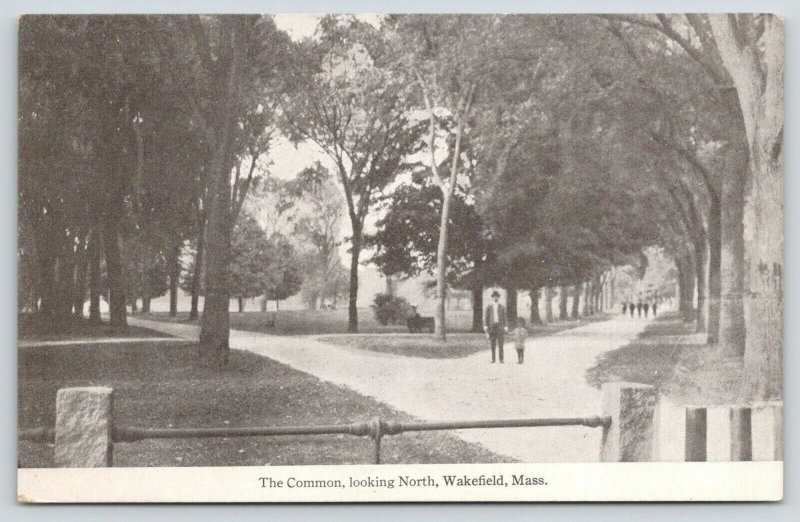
(113, 421, 373, 442)
(18, 427, 55, 443)
(20, 414, 610, 464)
(380, 415, 611, 435)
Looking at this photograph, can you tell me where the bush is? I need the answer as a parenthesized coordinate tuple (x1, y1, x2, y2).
(371, 293, 410, 326)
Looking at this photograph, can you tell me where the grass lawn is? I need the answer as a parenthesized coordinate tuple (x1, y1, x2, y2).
(18, 313, 170, 341)
(320, 313, 614, 359)
(18, 340, 506, 467)
(585, 313, 743, 404)
(143, 307, 476, 335)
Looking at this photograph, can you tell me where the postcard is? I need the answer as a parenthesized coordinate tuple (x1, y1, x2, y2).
(17, 13, 783, 502)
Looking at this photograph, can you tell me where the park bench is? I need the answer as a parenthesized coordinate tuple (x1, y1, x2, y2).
(407, 314, 434, 333)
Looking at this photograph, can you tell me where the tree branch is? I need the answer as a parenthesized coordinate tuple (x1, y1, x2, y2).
(598, 13, 730, 86)
(231, 148, 260, 224)
(414, 67, 445, 189)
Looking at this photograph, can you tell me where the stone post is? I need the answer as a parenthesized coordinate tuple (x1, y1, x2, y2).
(54, 387, 114, 467)
(601, 382, 657, 462)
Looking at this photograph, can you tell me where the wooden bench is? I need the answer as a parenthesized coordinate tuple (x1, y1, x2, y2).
(407, 315, 434, 333)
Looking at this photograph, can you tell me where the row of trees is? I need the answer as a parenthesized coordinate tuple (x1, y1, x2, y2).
(19, 14, 782, 400)
(362, 14, 782, 399)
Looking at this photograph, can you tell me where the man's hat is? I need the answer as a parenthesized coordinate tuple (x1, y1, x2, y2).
(491, 290, 501, 297)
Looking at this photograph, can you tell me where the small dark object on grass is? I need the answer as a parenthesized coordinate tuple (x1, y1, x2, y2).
(264, 314, 276, 328)
(407, 315, 435, 333)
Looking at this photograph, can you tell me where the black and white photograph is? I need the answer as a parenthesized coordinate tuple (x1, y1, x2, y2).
(16, 12, 783, 502)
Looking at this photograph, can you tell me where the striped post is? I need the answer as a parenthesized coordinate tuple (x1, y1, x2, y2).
(752, 402, 783, 461)
(729, 406, 752, 461)
(684, 406, 707, 461)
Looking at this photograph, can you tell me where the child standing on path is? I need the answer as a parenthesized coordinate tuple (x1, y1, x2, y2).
(512, 317, 528, 364)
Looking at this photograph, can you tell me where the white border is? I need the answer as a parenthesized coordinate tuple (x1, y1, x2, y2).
(18, 462, 783, 503)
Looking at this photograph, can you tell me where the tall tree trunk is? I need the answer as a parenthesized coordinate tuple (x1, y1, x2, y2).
(471, 286, 483, 332)
(347, 228, 361, 333)
(88, 231, 102, 324)
(597, 281, 608, 312)
(434, 192, 453, 341)
(544, 286, 554, 322)
(593, 279, 602, 313)
(169, 240, 180, 317)
(189, 219, 205, 321)
(139, 246, 149, 317)
(197, 16, 249, 367)
(237, 297, 244, 313)
(693, 237, 708, 333)
(717, 140, 748, 355)
(677, 261, 686, 316)
(682, 255, 696, 323)
(36, 242, 56, 319)
(73, 233, 88, 317)
(199, 155, 233, 365)
(506, 287, 517, 327)
(102, 216, 127, 330)
(710, 14, 783, 399)
(707, 199, 722, 344)
(54, 237, 75, 319)
(529, 287, 542, 325)
(582, 281, 591, 317)
(558, 285, 568, 320)
(742, 85, 784, 398)
(607, 270, 616, 310)
(742, 154, 783, 399)
(571, 284, 581, 318)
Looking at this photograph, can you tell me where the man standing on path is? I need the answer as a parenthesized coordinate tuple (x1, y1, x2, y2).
(484, 290, 508, 363)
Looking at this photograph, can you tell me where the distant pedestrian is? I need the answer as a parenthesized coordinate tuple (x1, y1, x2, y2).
(484, 290, 508, 363)
(622, 302, 628, 315)
(652, 302, 658, 316)
(636, 302, 643, 317)
(643, 302, 650, 317)
(512, 317, 528, 364)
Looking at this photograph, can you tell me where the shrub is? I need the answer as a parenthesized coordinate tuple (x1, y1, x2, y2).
(371, 293, 410, 326)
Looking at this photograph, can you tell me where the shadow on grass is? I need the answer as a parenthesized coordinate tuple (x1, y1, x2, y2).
(18, 313, 169, 341)
(142, 308, 476, 336)
(18, 340, 506, 467)
(321, 313, 615, 359)
(585, 313, 743, 404)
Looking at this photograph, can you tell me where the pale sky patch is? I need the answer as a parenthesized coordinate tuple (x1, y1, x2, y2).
(272, 13, 383, 42)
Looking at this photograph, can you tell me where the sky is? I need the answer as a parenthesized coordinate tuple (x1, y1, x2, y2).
(273, 13, 382, 40)
(254, 14, 387, 276)
(267, 14, 384, 182)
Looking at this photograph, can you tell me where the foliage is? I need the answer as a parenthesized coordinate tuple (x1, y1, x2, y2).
(281, 15, 426, 331)
(369, 174, 490, 288)
(371, 293, 411, 326)
(262, 233, 304, 304)
(229, 213, 273, 300)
